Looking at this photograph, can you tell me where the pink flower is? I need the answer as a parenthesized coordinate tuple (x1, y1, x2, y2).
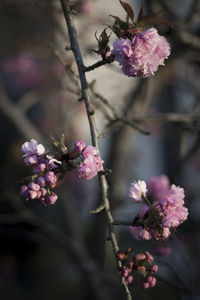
(125, 275, 133, 284)
(146, 275, 156, 287)
(78, 155, 103, 180)
(139, 229, 151, 240)
(74, 140, 86, 152)
(82, 145, 98, 158)
(21, 139, 45, 156)
(24, 154, 38, 165)
(112, 28, 170, 78)
(161, 184, 188, 228)
(37, 176, 46, 187)
(28, 182, 40, 192)
(22, 139, 45, 165)
(144, 252, 154, 263)
(46, 192, 58, 205)
(45, 171, 57, 186)
(129, 180, 147, 202)
(28, 190, 38, 199)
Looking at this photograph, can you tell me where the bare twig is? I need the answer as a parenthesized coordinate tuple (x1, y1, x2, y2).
(84, 58, 113, 72)
(84, 53, 115, 73)
(59, 1, 132, 299)
(113, 220, 143, 226)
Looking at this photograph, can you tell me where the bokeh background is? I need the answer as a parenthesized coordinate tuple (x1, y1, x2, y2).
(0, 0, 200, 299)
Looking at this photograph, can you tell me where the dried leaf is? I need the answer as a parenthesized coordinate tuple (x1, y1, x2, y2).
(119, 0, 134, 21)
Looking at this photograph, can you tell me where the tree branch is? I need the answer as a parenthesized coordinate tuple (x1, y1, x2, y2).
(59, 1, 132, 299)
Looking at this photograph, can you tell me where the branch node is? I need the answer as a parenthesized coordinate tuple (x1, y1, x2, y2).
(78, 96, 84, 102)
(99, 169, 112, 176)
(65, 45, 72, 51)
(97, 133, 106, 138)
(89, 110, 95, 116)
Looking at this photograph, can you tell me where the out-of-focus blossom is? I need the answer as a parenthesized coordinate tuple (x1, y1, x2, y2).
(147, 175, 170, 201)
(152, 245, 172, 256)
(2, 56, 45, 91)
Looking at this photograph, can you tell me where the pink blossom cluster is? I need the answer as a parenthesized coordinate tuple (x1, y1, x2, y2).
(21, 139, 60, 205)
(112, 28, 170, 78)
(129, 177, 188, 240)
(118, 249, 158, 288)
(74, 140, 104, 180)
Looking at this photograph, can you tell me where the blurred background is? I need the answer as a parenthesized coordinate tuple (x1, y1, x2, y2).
(0, 0, 200, 299)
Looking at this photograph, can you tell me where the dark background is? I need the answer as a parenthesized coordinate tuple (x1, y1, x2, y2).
(0, 0, 200, 299)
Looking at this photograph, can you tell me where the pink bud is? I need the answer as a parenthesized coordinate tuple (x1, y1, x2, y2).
(144, 251, 154, 263)
(28, 190, 38, 199)
(74, 140, 86, 152)
(20, 185, 28, 197)
(149, 265, 158, 274)
(135, 253, 146, 261)
(146, 276, 156, 287)
(125, 275, 133, 284)
(28, 182, 40, 191)
(37, 176, 46, 187)
(46, 192, 58, 205)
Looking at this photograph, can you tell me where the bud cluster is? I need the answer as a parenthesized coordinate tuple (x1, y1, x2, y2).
(21, 139, 60, 205)
(118, 248, 158, 288)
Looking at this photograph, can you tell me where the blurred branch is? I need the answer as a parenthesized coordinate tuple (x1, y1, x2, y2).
(105, 118, 150, 135)
(130, 113, 200, 125)
(179, 31, 200, 50)
(0, 82, 45, 141)
(59, 1, 132, 299)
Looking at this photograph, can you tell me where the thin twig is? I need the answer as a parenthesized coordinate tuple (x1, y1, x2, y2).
(113, 220, 143, 226)
(59, 1, 132, 299)
(84, 57, 114, 72)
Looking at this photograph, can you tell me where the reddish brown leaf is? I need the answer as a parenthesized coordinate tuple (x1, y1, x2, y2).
(137, 2, 144, 22)
(119, 0, 134, 21)
(138, 15, 171, 27)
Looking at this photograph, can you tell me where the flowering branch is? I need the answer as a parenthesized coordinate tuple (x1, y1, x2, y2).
(59, 0, 132, 299)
